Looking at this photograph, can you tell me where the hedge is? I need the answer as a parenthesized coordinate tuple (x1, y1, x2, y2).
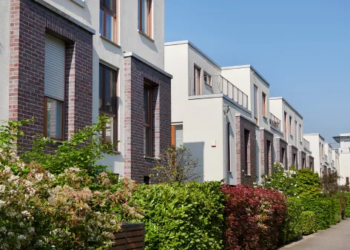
(330, 199, 341, 224)
(133, 182, 225, 250)
(221, 185, 287, 250)
(345, 194, 350, 218)
(301, 211, 317, 235)
(279, 197, 303, 245)
(301, 198, 332, 230)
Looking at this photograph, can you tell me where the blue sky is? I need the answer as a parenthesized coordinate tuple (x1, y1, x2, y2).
(165, 0, 350, 144)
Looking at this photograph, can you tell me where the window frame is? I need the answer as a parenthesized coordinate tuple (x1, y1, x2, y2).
(227, 122, 231, 172)
(299, 124, 302, 143)
(289, 116, 293, 137)
(139, 0, 153, 37)
(194, 65, 201, 95)
(262, 92, 267, 117)
(100, 0, 118, 43)
(244, 129, 250, 175)
(99, 63, 118, 147)
(144, 84, 153, 157)
(44, 97, 65, 141)
(204, 71, 212, 87)
(284, 112, 287, 140)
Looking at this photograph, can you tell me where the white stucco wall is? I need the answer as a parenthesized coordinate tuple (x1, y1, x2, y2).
(0, 0, 10, 122)
(304, 134, 324, 176)
(339, 153, 350, 185)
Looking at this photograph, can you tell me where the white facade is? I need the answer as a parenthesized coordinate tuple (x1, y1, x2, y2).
(304, 134, 326, 176)
(334, 134, 350, 185)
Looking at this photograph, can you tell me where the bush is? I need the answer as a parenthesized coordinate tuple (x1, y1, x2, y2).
(222, 185, 287, 250)
(344, 193, 350, 218)
(301, 198, 332, 230)
(300, 211, 317, 235)
(332, 193, 349, 219)
(132, 182, 224, 250)
(330, 199, 341, 224)
(279, 197, 303, 245)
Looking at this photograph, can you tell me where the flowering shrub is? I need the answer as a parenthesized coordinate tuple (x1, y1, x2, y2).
(0, 162, 142, 249)
(300, 211, 317, 235)
(221, 185, 287, 250)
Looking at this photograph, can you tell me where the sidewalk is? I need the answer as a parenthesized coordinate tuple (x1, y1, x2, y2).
(280, 219, 350, 250)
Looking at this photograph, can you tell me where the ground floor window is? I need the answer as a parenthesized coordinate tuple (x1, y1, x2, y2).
(171, 124, 183, 148)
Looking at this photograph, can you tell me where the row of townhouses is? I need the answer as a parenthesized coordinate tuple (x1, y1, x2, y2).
(0, 0, 348, 185)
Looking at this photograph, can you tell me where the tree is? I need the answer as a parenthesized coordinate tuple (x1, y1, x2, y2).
(151, 146, 200, 184)
(321, 171, 341, 197)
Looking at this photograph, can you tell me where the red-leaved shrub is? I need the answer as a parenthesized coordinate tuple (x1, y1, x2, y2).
(222, 185, 287, 250)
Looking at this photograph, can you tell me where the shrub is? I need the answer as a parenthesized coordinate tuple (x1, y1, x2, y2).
(332, 193, 349, 219)
(222, 185, 287, 250)
(295, 169, 321, 198)
(279, 197, 303, 245)
(300, 211, 317, 235)
(329, 199, 341, 224)
(133, 181, 224, 250)
(301, 198, 332, 230)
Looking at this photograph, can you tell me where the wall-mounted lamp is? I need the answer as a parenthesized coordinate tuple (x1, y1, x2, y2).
(223, 105, 230, 115)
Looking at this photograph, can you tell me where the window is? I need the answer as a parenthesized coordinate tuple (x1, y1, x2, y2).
(139, 0, 152, 37)
(281, 147, 286, 169)
(171, 124, 183, 148)
(284, 112, 287, 140)
(302, 158, 305, 169)
(99, 64, 118, 145)
(193, 65, 201, 95)
(254, 85, 258, 125)
(144, 85, 153, 156)
(346, 177, 349, 186)
(299, 125, 302, 143)
(227, 123, 231, 172)
(262, 92, 267, 117)
(244, 129, 250, 175)
(293, 153, 297, 166)
(295, 121, 297, 142)
(44, 34, 65, 140)
(144, 176, 150, 185)
(204, 72, 212, 86)
(100, 0, 117, 41)
(266, 140, 271, 174)
(289, 116, 292, 137)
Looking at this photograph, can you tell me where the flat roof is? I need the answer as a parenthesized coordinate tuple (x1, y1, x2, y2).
(304, 133, 325, 141)
(269, 97, 303, 119)
(221, 65, 270, 87)
(333, 135, 350, 143)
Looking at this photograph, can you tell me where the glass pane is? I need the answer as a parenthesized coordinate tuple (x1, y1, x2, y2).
(144, 127, 150, 155)
(105, 12, 114, 40)
(105, 118, 114, 143)
(46, 98, 63, 139)
(141, 0, 146, 32)
(104, 0, 116, 12)
(99, 8, 104, 36)
(175, 125, 183, 148)
(144, 88, 150, 123)
(109, 69, 116, 113)
(99, 65, 103, 109)
(104, 68, 111, 111)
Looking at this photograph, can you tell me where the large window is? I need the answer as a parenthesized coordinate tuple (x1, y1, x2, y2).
(144, 85, 153, 156)
(139, 0, 152, 37)
(284, 112, 287, 140)
(289, 116, 293, 137)
(204, 72, 212, 86)
(299, 124, 302, 143)
(266, 140, 271, 174)
(262, 92, 267, 117)
(171, 124, 183, 148)
(244, 129, 250, 175)
(281, 147, 286, 169)
(254, 85, 258, 125)
(44, 34, 65, 141)
(99, 64, 118, 145)
(100, 0, 117, 42)
(193, 65, 201, 95)
(227, 123, 231, 172)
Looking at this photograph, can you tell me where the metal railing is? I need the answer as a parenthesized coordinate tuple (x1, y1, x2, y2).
(189, 75, 249, 109)
(269, 112, 281, 131)
(303, 138, 310, 151)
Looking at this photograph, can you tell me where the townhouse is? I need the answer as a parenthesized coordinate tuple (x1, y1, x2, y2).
(0, 0, 172, 184)
(303, 134, 327, 176)
(333, 134, 350, 185)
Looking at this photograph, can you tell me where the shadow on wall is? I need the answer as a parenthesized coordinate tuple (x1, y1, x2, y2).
(183, 142, 204, 183)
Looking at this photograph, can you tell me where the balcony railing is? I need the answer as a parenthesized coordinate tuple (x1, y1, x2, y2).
(303, 138, 310, 151)
(190, 75, 249, 109)
(269, 112, 281, 131)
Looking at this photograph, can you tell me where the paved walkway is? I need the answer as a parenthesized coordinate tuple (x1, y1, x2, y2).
(280, 219, 350, 250)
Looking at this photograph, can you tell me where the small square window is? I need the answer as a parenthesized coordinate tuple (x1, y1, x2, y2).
(204, 72, 212, 86)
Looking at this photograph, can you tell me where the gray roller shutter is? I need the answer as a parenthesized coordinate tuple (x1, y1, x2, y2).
(44, 34, 65, 101)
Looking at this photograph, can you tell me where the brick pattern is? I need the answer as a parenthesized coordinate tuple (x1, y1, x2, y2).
(299, 151, 306, 169)
(123, 56, 171, 184)
(260, 129, 274, 175)
(9, 0, 93, 151)
(236, 116, 256, 185)
(289, 145, 299, 169)
(276, 138, 288, 169)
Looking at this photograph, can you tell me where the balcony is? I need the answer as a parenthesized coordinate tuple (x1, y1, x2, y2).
(303, 138, 310, 151)
(269, 112, 281, 131)
(190, 75, 248, 109)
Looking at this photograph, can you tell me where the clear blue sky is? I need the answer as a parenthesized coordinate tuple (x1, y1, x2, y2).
(165, 0, 350, 144)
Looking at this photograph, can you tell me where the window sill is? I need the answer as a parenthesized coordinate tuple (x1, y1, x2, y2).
(204, 82, 212, 87)
(100, 35, 121, 48)
(245, 175, 252, 178)
(138, 30, 154, 42)
(71, 0, 85, 8)
(144, 156, 160, 161)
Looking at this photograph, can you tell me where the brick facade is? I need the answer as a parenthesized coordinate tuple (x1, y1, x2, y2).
(276, 138, 288, 169)
(260, 129, 274, 175)
(289, 145, 299, 169)
(124, 55, 171, 184)
(236, 116, 256, 185)
(299, 151, 306, 169)
(9, 0, 93, 151)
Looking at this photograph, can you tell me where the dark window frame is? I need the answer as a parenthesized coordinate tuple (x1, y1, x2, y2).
(44, 97, 65, 141)
(144, 84, 153, 157)
(139, 0, 153, 37)
(100, 0, 117, 41)
(244, 129, 250, 175)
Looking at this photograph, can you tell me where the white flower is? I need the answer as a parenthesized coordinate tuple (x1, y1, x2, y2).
(24, 180, 33, 187)
(47, 173, 55, 180)
(17, 235, 26, 241)
(28, 227, 35, 234)
(35, 173, 43, 182)
(3, 166, 12, 174)
(7, 231, 14, 237)
(0, 185, 5, 193)
(0, 200, 5, 208)
(8, 175, 19, 183)
(21, 210, 31, 217)
(0, 227, 6, 233)
(35, 240, 43, 247)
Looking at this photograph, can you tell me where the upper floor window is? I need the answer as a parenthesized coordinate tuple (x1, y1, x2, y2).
(139, 0, 153, 37)
(193, 65, 201, 95)
(284, 112, 287, 140)
(289, 116, 292, 137)
(299, 124, 302, 143)
(100, 0, 117, 42)
(144, 84, 154, 156)
(99, 63, 118, 145)
(262, 92, 266, 117)
(254, 85, 258, 125)
(44, 34, 65, 141)
(204, 72, 212, 86)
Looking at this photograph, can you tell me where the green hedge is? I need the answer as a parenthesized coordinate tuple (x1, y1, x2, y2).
(301, 211, 317, 235)
(330, 199, 341, 224)
(301, 198, 332, 230)
(345, 194, 350, 218)
(133, 182, 225, 250)
(279, 197, 302, 245)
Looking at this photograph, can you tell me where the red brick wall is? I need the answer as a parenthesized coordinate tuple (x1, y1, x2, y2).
(260, 129, 274, 175)
(9, 0, 93, 151)
(236, 116, 256, 185)
(124, 56, 171, 184)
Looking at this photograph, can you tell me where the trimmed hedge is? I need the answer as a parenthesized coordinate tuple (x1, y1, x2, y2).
(279, 197, 303, 245)
(222, 185, 287, 250)
(133, 182, 225, 250)
(345, 194, 350, 218)
(301, 211, 317, 235)
(301, 198, 332, 230)
(330, 199, 341, 224)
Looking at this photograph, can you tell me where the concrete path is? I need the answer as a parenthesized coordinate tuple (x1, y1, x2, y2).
(280, 219, 350, 250)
